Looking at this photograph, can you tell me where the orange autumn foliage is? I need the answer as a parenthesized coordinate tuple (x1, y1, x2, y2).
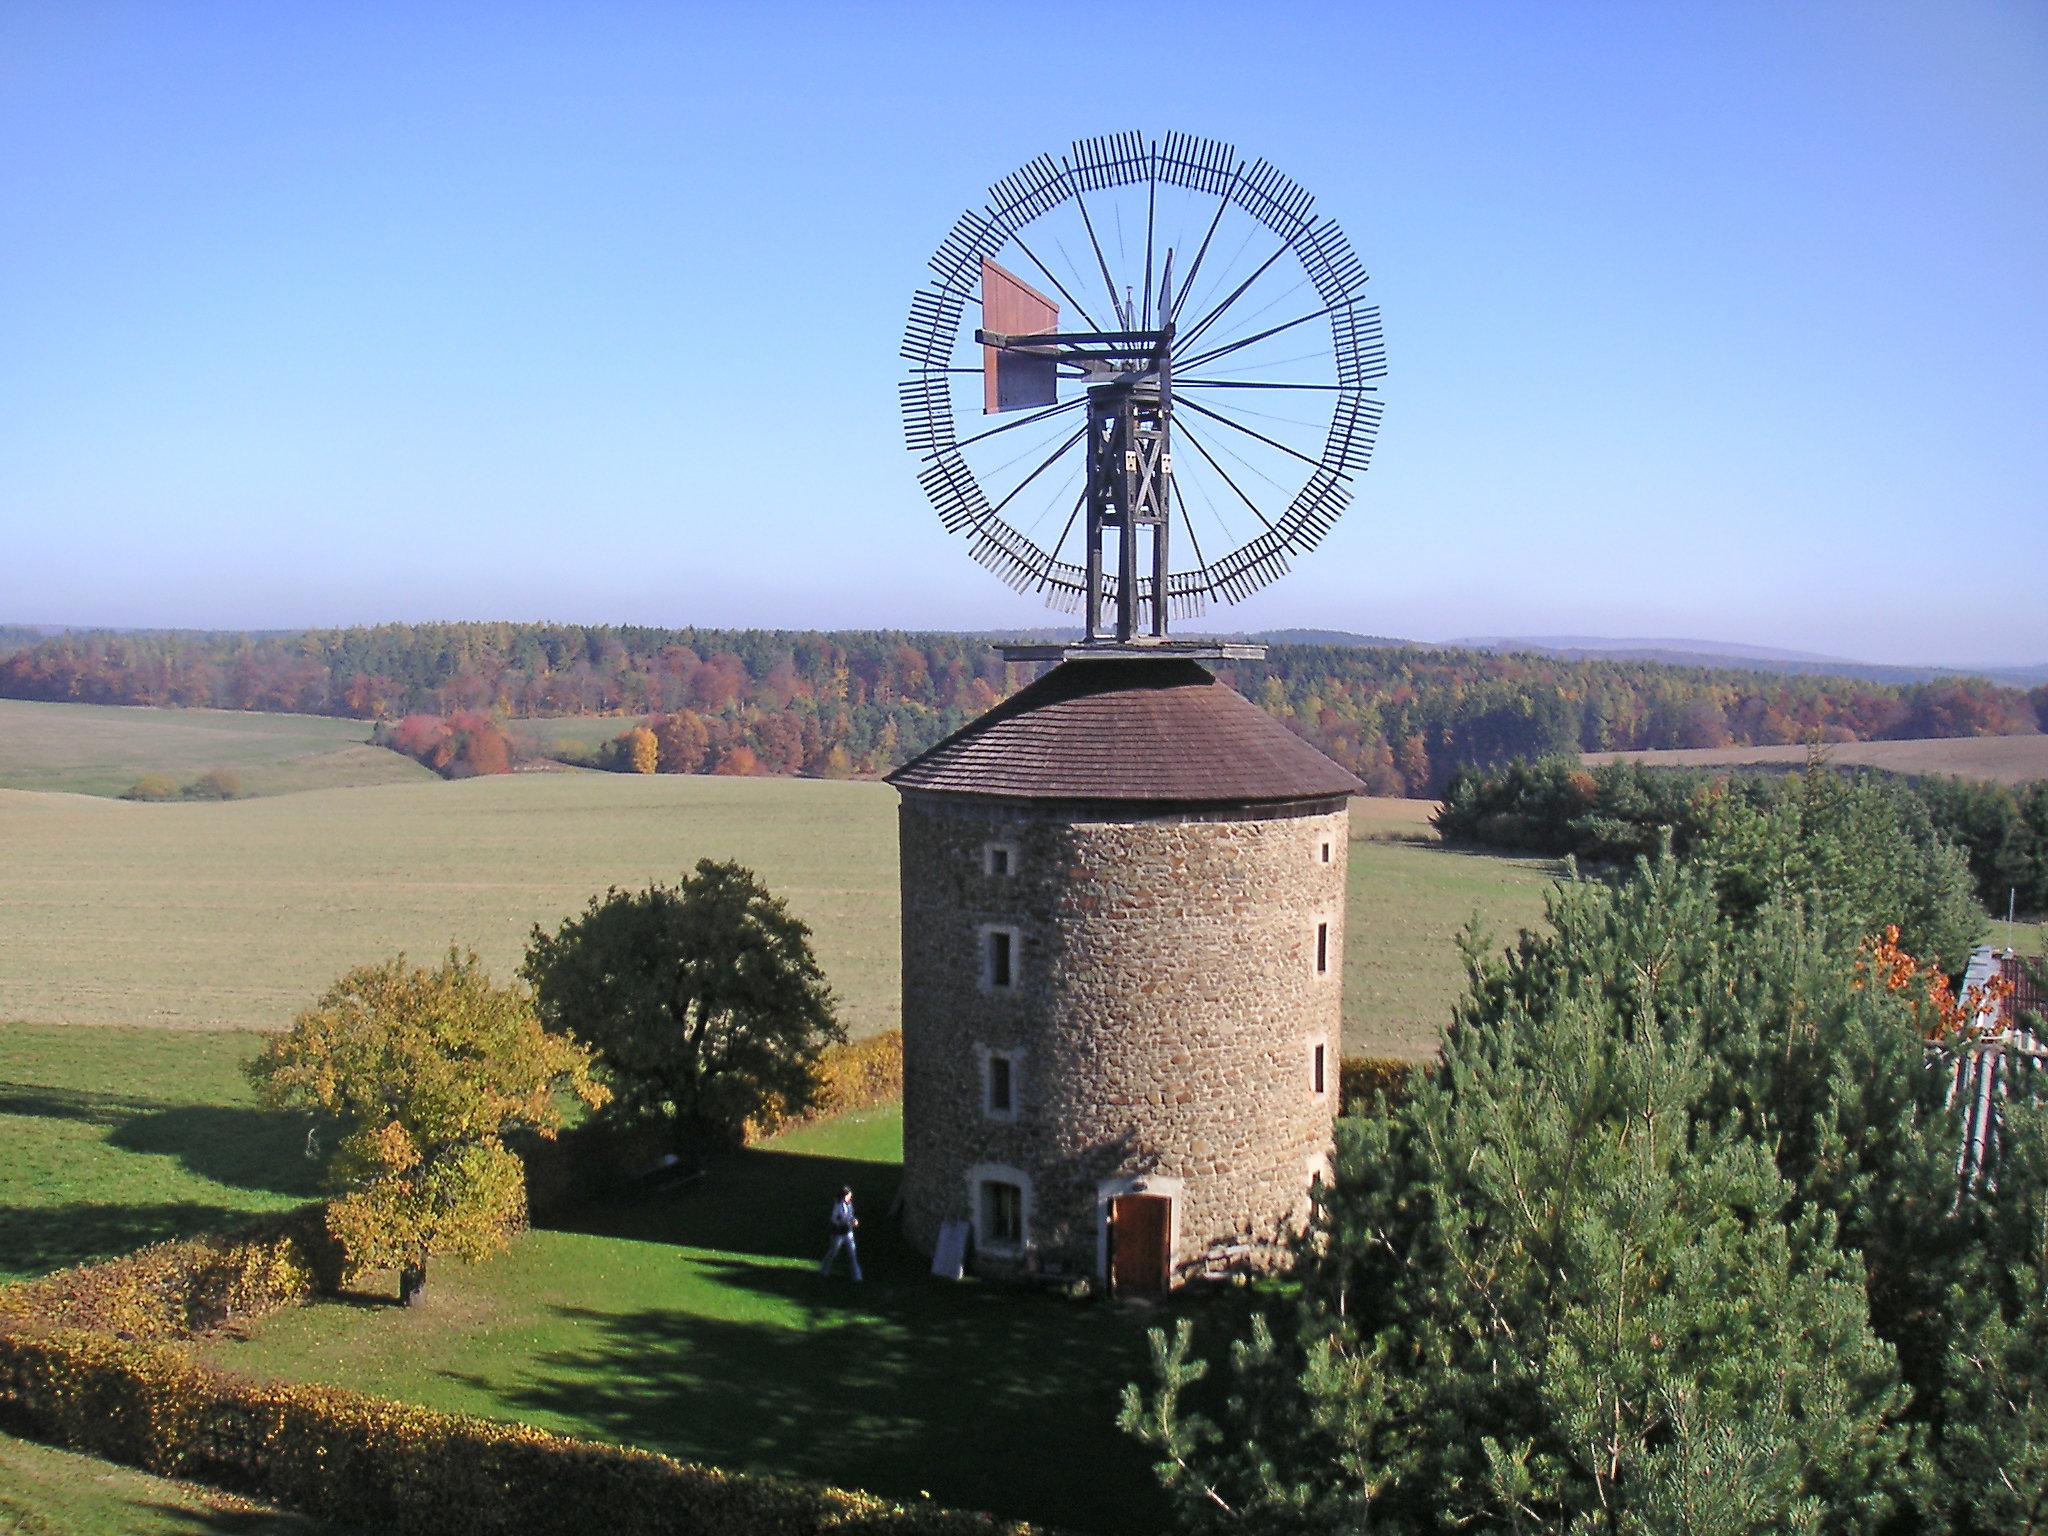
(1855, 924, 2013, 1042)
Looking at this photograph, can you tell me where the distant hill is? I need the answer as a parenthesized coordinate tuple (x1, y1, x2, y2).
(1248, 628, 1416, 649)
(1454, 635, 2048, 689)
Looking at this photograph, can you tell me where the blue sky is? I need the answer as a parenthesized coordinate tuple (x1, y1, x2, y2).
(2, 2, 2043, 664)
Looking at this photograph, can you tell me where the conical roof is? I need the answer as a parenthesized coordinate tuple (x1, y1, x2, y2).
(887, 657, 1364, 804)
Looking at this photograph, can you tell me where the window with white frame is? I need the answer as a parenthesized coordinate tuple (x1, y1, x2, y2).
(984, 841, 1017, 877)
(968, 1163, 1032, 1255)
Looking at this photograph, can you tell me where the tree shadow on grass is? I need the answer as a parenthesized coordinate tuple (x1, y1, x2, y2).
(0, 1202, 264, 1280)
(139, 1501, 347, 1533)
(495, 1142, 1169, 1534)
(109, 1107, 326, 1200)
(546, 1146, 906, 1264)
(0, 1079, 184, 1126)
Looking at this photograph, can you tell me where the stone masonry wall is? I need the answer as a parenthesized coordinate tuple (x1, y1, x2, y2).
(898, 792, 1348, 1284)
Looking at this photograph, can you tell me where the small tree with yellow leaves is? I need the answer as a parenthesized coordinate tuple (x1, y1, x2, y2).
(248, 950, 607, 1306)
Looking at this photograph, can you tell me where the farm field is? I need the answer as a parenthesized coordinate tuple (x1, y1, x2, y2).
(1588, 733, 2048, 785)
(0, 1430, 350, 1533)
(207, 1106, 1168, 1536)
(0, 697, 435, 799)
(0, 772, 1555, 1053)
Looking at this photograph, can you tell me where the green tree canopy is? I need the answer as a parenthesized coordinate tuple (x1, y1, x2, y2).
(1123, 856, 2027, 1533)
(521, 858, 843, 1154)
(248, 949, 604, 1305)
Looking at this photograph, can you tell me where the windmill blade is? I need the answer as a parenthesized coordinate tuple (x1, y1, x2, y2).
(1207, 529, 1294, 603)
(967, 515, 1061, 594)
(1232, 157, 1316, 246)
(899, 375, 954, 454)
(917, 453, 990, 534)
(1322, 392, 1383, 477)
(987, 153, 1069, 227)
(1292, 219, 1368, 310)
(930, 207, 1009, 295)
(1068, 130, 1150, 191)
(1156, 131, 1236, 196)
(1277, 470, 1352, 553)
(1332, 304, 1387, 389)
(900, 286, 966, 370)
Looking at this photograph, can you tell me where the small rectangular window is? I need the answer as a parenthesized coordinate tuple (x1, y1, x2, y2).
(1313, 1043, 1326, 1096)
(984, 1180, 1023, 1245)
(988, 1055, 1013, 1114)
(987, 845, 1012, 876)
(990, 930, 1014, 988)
(1316, 922, 1329, 974)
(1320, 841, 1332, 863)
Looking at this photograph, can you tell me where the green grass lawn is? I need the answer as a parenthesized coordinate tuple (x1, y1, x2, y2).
(207, 1108, 1169, 1536)
(0, 698, 435, 799)
(0, 1431, 350, 1534)
(0, 768, 1555, 1052)
(0, 1025, 320, 1284)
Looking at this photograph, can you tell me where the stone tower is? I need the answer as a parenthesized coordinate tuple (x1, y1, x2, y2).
(886, 655, 1365, 1293)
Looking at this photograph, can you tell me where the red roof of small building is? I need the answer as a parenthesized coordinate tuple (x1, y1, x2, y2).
(887, 657, 1365, 804)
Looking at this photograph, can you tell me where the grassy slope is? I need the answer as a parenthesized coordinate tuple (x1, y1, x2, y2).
(0, 776, 1555, 1052)
(0, 698, 435, 799)
(207, 1108, 1167, 1536)
(0, 1025, 319, 1284)
(1588, 734, 2048, 786)
(0, 774, 902, 1039)
(0, 1432, 350, 1534)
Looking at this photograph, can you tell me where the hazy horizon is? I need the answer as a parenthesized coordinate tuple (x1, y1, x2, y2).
(5, 4, 2043, 667)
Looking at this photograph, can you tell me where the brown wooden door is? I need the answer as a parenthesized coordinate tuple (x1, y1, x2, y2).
(1109, 1195, 1172, 1297)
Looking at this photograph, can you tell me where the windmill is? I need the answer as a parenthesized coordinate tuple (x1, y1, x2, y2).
(888, 136, 1379, 1294)
(901, 132, 1386, 648)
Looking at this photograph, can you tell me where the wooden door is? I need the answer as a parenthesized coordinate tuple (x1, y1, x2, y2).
(1109, 1195, 1172, 1297)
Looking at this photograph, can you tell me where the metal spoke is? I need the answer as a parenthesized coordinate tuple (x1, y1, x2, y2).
(1007, 230, 1109, 335)
(934, 397, 1083, 460)
(1175, 295, 1362, 374)
(1174, 234, 1296, 356)
(1067, 164, 1129, 330)
(1177, 419, 1282, 536)
(1176, 379, 1350, 391)
(1170, 474, 1211, 576)
(1040, 486, 1089, 584)
(1176, 395, 1336, 476)
(1169, 166, 1243, 325)
(987, 424, 1089, 517)
(1141, 148, 1157, 332)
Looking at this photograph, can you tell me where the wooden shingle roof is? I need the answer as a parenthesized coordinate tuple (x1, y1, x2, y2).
(887, 657, 1364, 804)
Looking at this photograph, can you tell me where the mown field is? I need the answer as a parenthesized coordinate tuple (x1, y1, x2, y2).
(0, 1430, 349, 1533)
(0, 697, 436, 799)
(0, 773, 1555, 1053)
(1589, 733, 2048, 785)
(204, 1108, 1166, 1535)
(0, 1024, 317, 1285)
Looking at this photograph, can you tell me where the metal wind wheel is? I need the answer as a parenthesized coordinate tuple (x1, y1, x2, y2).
(901, 132, 1385, 643)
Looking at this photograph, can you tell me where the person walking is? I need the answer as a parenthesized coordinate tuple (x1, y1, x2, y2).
(821, 1184, 863, 1281)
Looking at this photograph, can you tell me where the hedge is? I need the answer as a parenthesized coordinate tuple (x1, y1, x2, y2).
(750, 1029, 905, 1140)
(0, 1209, 336, 1341)
(0, 1324, 1042, 1535)
(1338, 1055, 1423, 1116)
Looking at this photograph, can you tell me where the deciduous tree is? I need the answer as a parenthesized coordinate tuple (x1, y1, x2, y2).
(522, 859, 842, 1155)
(247, 951, 605, 1305)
